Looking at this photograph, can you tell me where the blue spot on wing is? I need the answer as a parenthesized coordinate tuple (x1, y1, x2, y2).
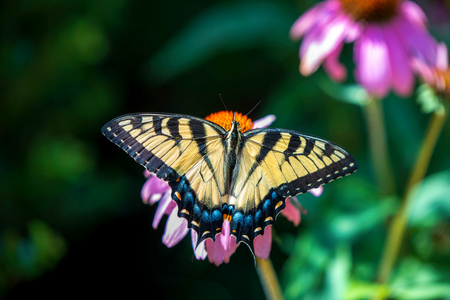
(244, 215, 253, 227)
(233, 212, 243, 224)
(212, 209, 222, 221)
(194, 204, 201, 217)
(202, 211, 210, 223)
(263, 199, 271, 211)
(255, 210, 262, 222)
(184, 191, 194, 205)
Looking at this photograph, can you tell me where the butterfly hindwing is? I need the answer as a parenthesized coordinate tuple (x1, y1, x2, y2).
(228, 128, 358, 247)
(102, 113, 229, 243)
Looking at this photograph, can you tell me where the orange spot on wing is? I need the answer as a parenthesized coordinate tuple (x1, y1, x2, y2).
(223, 214, 232, 222)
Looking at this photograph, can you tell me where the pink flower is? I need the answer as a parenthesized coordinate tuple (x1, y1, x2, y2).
(290, 0, 441, 98)
(413, 42, 450, 97)
(140, 113, 321, 265)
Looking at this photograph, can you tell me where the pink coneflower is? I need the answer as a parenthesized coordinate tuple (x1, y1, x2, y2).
(290, 0, 441, 98)
(141, 112, 322, 265)
(414, 43, 450, 98)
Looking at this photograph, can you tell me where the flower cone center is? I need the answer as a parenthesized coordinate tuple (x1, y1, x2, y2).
(205, 111, 253, 132)
(433, 68, 450, 98)
(339, 0, 400, 22)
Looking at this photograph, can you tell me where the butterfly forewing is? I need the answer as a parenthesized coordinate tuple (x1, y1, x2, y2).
(102, 113, 229, 243)
(228, 128, 358, 246)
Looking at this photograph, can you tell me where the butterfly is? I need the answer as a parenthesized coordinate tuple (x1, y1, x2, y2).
(102, 111, 358, 252)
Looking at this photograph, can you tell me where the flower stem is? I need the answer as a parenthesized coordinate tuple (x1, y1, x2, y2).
(374, 106, 447, 298)
(256, 258, 284, 300)
(362, 98, 397, 196)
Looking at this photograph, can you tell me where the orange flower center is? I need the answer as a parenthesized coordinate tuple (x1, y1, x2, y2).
(339, 0, 400, 23)
(433, 68, 450, 98)
(205, 111, 253, 132)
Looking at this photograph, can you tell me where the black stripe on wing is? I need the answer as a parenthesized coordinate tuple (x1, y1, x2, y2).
(243, 128, 358, 197)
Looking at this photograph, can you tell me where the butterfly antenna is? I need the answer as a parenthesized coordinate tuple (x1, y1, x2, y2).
(219, 93, 228, 111)
(245, 100, 262, 117)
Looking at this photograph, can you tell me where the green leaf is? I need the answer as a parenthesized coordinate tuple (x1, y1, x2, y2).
(391, 257, 450, 299)
(395, 284, 450, 299)
(323, 244, 351, 300)
(416, 84, 445, 114)
(281, 233, 331, 300)
(345, 281, 389, 300)
(317, 76, 369, 106)
(408, 170, 450, 228)
(327, 196, 398, 241)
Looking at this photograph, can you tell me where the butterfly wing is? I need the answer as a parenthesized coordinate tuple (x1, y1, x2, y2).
(102, 113, 230, 243)
(229, 128, 358, 249)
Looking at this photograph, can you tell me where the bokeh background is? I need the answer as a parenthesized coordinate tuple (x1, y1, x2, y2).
(1, 0, 450, 299)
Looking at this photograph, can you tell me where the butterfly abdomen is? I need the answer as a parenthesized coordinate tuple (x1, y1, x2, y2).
(224, 121, 242, 190)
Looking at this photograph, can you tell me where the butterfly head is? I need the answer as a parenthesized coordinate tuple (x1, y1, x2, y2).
(231, 112, 241, 131)
(226, 114, 242, 143)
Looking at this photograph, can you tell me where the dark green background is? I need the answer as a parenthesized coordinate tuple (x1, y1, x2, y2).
(1, 0, 450, 299)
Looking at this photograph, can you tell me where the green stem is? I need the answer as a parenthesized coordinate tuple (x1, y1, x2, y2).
(373, 106, 447, 298)
(363, 98, 397, 196)
(256, 258, 284, 300)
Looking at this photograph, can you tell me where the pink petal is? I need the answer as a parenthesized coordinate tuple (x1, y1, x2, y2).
(309, 186, 323, 197)
(141, 174, 171, 204)
(436, 43, 449, 70)
(354, 24, 392, 98)
(383, 23, 414, 96)
(206, 221, 238, 266)
(151, 175, 171, 194)
(323, 42, 347, 82)
(289, 0, 340, 39)
(252, 115, 276, 129)
(400, 1, 428, 29)
(141, 176, 154, 204)
(191, 230, 207, 260)
(149, 193, 163, 204)
(162, 207, 189, 248)
(219, 219, 233, 249)
(344, 21, 363, 43)
(281, 197, 301, 226)
(152, 193, 176, 229)
(300, 13, 352, 76)
(411, 57, 434, 84)
(392, 15, 439, 66)
(254, 227, 272, 260)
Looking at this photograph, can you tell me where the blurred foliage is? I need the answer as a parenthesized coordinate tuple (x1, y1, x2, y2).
(1, 0, 450, 299)
(417, 84, 446, 114)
